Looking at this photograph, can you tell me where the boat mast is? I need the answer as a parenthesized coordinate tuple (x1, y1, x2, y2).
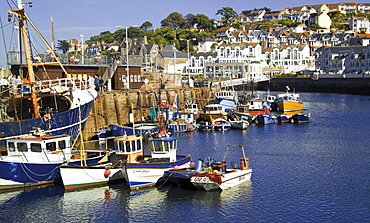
(51, 16, 55, 51)
(9, 8, 39, 118)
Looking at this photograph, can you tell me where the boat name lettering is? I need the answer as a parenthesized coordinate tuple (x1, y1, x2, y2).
(133, 170, 150, 174)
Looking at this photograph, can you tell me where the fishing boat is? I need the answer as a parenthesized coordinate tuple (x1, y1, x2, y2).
(117, 135, 191, 190)
(275, 86, 303, 112)
(1, 5, 97, 147)
(229, 117, 249, 130)
(248, 98, 270, 115)
(199, 104, 228, 123)
(212, 118, 231, 131)
(184, 101, 200, 116)
(156, 159, 206, 190)
(169, 112, 198, 133)
(291, 113, 310, 123)
(109, 123, 161, 138)
(0, 128, 104, 191)
(190, 144, 252, 191)
(255, 114, 277, 125)
(197, 121, 214, 132)
(277, 114, 291, 124)
(59, 152, 127, 192)
(229, 105, 257, 123)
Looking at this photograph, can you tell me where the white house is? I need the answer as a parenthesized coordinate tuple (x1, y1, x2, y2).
(349, 17, 370, 33)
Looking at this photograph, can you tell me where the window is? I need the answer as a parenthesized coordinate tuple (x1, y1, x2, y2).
(31, 143, 42, 152)
(125, 141, 131, 153)
(17, 142, 28, 152)
(46, 142, 56, 151)
(58, 140, 66, 150)
(8, 142, 15, 152)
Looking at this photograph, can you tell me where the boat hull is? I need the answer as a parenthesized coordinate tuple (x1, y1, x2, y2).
(0, 89, 96, 147)
(256, 114, 277, 125)
(169, 123, 198, 133)
(229, 120, 249, 130)
(291, 114, 310, 123)
(212, 118, 231, 131)
(125, 155, 191, 190)
(190, 169, 252, 191)
(60, 165, 124, 191)
(0, 161, 61, 190)
(277, 100, 303, 112)
(156, 169, 199, 190)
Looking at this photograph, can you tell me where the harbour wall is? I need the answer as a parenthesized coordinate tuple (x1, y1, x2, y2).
(257, 78, 370, 96)
(83, 88, 212, 140)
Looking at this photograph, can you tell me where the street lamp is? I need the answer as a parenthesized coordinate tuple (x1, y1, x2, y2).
(181, 38, 196, 84)
(116, 25, 130, 89)
(80, 34, 84, 64)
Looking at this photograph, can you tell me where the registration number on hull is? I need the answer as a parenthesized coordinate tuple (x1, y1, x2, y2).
(191, 177, 210, 183)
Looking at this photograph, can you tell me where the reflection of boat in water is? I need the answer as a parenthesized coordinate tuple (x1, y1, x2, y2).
(1, 6, 97, 147)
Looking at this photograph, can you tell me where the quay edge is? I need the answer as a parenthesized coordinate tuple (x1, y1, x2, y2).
(257, 78, 370, 96)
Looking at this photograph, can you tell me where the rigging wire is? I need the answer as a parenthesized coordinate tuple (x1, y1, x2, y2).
(0, 17, 9, 67)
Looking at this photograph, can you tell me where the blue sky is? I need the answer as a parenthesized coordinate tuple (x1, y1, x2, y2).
(0, 0, 362, 67)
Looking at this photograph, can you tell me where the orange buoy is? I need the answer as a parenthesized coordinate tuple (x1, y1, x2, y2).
(190, 161, 195, 167)
(104, 169, 111, 178)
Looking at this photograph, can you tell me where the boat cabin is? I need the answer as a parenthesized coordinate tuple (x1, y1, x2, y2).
(236, 105, 248, 113)
(203, 104, 223, 114)
(148, 137, 178, 162)
(184, 102, 199, 115)
(114, 135, 143, 163)
(172, 112, 196, 124)
(6, 130, 72, 161)
(214, 90, 238, 102)
(276, 93, 300, 102)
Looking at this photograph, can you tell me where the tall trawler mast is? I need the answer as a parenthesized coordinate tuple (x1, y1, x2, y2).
(8, 2, 70, 119)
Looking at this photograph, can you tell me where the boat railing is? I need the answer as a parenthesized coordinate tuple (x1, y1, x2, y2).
(33, 77, 91, 93)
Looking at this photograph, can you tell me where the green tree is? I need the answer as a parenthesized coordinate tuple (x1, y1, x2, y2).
(161, 12, 188, 29)
(216, 7, 238, 24)
(310, 23, 326, 31)
(278, 19, 302, 27)
(100, 31, 115, 43)
(140, 21, 153, 31)
(57, 40, 70, 53)
(185, 13, 215, 30)
(127, 26, 144, 38)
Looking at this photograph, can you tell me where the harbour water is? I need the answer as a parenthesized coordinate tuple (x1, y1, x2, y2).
(0, 92, 369, 222)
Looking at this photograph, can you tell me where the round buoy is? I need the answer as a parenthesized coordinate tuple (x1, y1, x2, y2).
(190, 161, 195, 167)
(104, 169, 111, 178)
